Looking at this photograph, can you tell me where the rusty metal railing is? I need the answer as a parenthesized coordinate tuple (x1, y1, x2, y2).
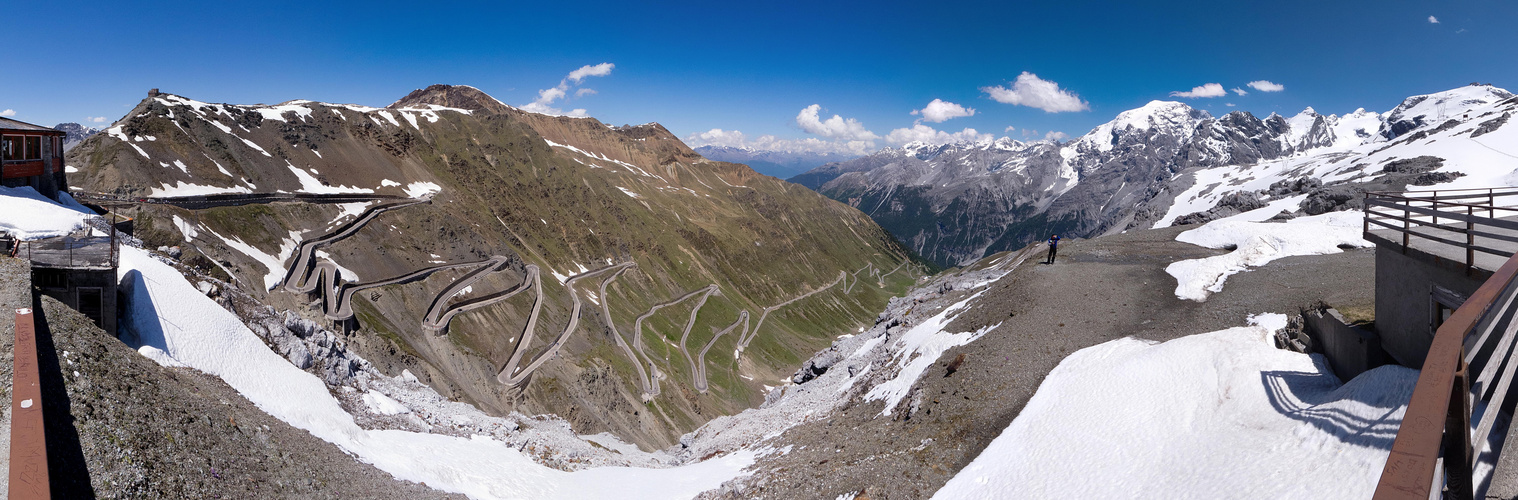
(9, 307, 50, 498)
(1374, 249, 1518, 499)
(1365, 188, 1518, 273)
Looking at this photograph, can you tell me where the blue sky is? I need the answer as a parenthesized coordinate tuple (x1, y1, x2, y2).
(3, 0, 1515, 155)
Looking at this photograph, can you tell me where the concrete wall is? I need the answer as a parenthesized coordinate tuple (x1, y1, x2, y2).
(33, 266, 118, 336)
(1303, 306, 1389, 380)
(1375, 242, 1490, 368)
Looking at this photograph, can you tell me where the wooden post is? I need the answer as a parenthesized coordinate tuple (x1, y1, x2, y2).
(9, 308, 51, 499)
(1364, 193, 1371, 238)
(1433, 191, 1439, 226)
(1404, 204, 1411, 253)
(1469, 206, 1477, 275)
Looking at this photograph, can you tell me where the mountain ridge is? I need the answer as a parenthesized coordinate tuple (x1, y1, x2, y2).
(793, 84, 1518, 267)
(65, 84, 921, 450)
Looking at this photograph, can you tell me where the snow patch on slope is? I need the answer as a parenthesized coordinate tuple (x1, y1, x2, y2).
(0, 186, 92, 239)
(1166, 211, 1370, 301)
(113, 245, 755, 499)
(932, 314, 1424, 499)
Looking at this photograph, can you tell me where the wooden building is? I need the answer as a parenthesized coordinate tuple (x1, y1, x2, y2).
(0, 117, 67, 199)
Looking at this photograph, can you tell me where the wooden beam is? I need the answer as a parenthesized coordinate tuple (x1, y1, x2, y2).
(8, 307, 50, 499)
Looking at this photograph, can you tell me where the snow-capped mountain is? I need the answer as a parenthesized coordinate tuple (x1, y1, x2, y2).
(54, 122, 101, 151)
(795, 84, 1518, 267)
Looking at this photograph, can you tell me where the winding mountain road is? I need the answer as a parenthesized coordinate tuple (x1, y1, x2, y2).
(675, 286, 721, 391)
(692, 310, 748, 393)
(73, 190, 408, 210)
(497, 263, 635, 386)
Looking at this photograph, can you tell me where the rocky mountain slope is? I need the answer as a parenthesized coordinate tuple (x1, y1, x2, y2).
(693, 145, 859, 179)
(54, 122, 100, 151)
(64, 84, 920, 450)
(795, 84, 1518, 267)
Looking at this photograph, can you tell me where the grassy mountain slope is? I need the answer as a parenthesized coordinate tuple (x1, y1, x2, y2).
(66, 86, 920, 449)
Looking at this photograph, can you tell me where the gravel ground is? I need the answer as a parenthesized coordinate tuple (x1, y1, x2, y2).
(698, 225, 1376, 499)
(0, 257, 462, 499)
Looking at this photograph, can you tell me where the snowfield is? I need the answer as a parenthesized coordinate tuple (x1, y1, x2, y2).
(0, 186, 93, 239)
(1166, 211, 1372, 301)
(933, 314, 1418, 499)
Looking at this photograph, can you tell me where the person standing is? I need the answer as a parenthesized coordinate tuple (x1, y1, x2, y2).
(1045, 234, 1060, 264)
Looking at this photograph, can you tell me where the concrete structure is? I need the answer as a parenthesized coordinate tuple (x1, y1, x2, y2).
(16, 224, 119, 335)
(1363, 190, 1518, 369)
(1366, 236, 1491, 368)
(0, 117, 67, 200)
(1300, 305, 1388, 380)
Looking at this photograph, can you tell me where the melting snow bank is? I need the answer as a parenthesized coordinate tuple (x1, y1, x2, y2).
(0, 185, 93, 239)
(1166, 211, 1370, 301)
(932, 314, 1424, 499)
(115, 246, 754, 499)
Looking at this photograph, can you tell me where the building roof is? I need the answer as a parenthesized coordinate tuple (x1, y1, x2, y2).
(0, 117, 64, 135)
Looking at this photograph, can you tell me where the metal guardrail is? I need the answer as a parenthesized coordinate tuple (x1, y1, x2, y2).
(1374, 223, 1518, 498)
(9, 307, 51, 499)
(1365, 188, 1518, 273)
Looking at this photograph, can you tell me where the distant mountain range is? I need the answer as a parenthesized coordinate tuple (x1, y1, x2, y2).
(792, 84, 1518, 267)
(54, 122, 101, 151)
(693, 145, 859, 179)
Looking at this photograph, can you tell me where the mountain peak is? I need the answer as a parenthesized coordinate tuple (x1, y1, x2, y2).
(389, 84, 514, 114)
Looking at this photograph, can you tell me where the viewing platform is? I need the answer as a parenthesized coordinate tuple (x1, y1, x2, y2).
(1365, 187, 1518, 499)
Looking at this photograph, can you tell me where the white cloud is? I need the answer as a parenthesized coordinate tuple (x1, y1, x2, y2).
(686, 128, 749, 148)
(796, 104, 879, 141)
(567, 62, 614, 83)
(1231, 87, 1249, 96)
(88, 116, 109, 123)
(521, 62, 614, 116)
(683, 128, 878, 156)
(885, 124, 993, 146)
(981, 72, 1089, 113)
(1170, 83, 1227, 98)
(1225, 103, 1236, 107)
(1044, 131, 1069, 142)
(1004, 125, 1016, 133)
(0, 109, 15, 117)
(911, 99, 975, 123)
(1428, 15, 1439, 24)
(1247, 80, 1285, 92)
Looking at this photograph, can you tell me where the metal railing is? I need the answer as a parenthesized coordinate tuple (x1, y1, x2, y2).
(1364, 188, 1518, 273)
(1375, 241, 1518, 498)
(12, 215, 120, 269)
